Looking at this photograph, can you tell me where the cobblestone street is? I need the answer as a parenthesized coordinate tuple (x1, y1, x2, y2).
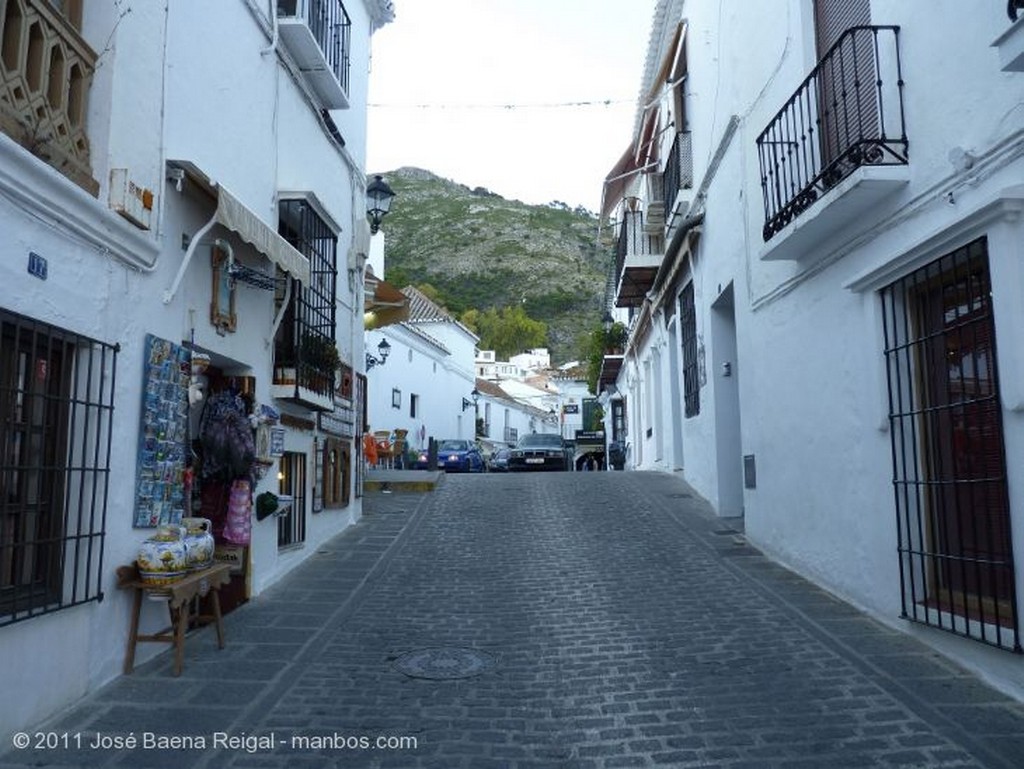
(4, 472, 1024, 768)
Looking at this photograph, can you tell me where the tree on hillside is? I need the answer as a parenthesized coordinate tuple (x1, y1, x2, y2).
(461, 305, 546, 359)
(415, 283, 445, 306)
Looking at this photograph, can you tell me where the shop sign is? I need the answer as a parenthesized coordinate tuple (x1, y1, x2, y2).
(269, 428, 285, 457)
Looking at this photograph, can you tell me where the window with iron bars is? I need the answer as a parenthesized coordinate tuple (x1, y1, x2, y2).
(0, 309, 118, 626)
(275, 198, 338, 397)
(277, 451, 306, 548)
(881, 236, 1019, 652)
(680, 282, 700, 418)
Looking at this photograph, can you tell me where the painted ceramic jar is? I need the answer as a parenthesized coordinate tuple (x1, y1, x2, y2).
(137, 525, 188, 586)
(181, 517, 215, 571)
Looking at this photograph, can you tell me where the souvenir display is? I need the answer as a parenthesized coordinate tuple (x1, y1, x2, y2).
(133, 335, 190, 527)
(181, 517, 215, 570)
(136, 524, 189, 585)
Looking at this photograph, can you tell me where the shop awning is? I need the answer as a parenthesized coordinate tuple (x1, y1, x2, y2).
(364, 270, 410, 329)
(163, 161, 310, 304)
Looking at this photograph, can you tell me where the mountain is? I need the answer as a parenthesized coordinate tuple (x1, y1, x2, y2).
(373, 167, 610, 365)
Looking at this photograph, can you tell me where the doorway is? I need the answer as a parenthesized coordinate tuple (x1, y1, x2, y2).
(711, 283, 743, 517)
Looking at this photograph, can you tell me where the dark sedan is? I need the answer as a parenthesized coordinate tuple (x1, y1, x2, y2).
(508, 433, 568, 472)
(488, 448, 511, 472)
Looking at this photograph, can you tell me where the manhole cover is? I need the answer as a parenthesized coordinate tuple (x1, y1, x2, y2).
(667, 493, 692, 499)
(393, 648, 495, 680)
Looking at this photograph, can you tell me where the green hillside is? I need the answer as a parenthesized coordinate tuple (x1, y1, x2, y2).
(373, 167, 610, 365)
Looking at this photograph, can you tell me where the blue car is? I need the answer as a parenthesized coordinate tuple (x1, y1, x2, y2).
(415, 439, 485, 473)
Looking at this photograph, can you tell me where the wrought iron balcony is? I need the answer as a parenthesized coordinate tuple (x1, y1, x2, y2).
(0, 0, 98, 194)
(614, 209, 663, 307)
(756, 26, 907, 243)
(277, 0, 352, 108)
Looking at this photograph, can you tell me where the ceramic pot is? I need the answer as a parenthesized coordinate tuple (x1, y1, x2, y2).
(181, 517, 215, 571)
(137, 525, 188, 586)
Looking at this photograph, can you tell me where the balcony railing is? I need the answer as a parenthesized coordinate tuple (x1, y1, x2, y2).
(663, 130, 693, 216)
(756, 26, 907, 242)
(0, 0, 97, 194)
(614, 209, 663, 307)
(615, 210, 661, 281)
(277, 0, 351, 108)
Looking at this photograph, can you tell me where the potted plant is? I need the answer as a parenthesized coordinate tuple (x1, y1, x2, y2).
(604, 322, 627, 354)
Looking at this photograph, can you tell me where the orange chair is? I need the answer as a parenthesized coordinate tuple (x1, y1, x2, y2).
(374, 430, 394, 469)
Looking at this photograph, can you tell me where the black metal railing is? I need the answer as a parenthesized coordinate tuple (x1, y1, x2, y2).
(615, 210, 662, 286)
(278, 0, 351, 95)
(757, 25, 908, 242)
(663, 131, 693, 215)
(275, 199, 337, 403)
(882, 236, 1020, 652)
(1, 308, 118, 627)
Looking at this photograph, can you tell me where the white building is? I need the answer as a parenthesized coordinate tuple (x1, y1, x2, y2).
(365, 286, 479, 452)
(474, 378, 557, 453)
(600, 1, 1024, 699)
(0, 0, 393, 741)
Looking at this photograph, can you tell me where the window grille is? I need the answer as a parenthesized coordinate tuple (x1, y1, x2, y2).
(680, 283, 700, 418)
(611, 399, 626, 441)
(0, 308, 118, 626)
(277, 451, 306, 548)
(276, 199, 338, 398)
(881, 236, 1019, 652)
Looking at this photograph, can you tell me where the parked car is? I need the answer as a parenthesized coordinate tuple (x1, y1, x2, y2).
(508, 433, 568, 472)
(488, 448, 511, 472)
(433, 439, 485, 473)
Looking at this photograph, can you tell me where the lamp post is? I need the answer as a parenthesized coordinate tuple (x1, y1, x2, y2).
(461, 388, 479, 412)
(366, 338, 391, 370)
(366, 175, 396, 234)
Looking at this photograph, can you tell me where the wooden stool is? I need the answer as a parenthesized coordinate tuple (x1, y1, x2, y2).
(117, 562, 231, 676)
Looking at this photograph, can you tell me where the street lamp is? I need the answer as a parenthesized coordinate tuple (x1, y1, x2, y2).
(461, 388, 479, 412)
(366, 175, 396, 234)
(366, 338, 391, 370)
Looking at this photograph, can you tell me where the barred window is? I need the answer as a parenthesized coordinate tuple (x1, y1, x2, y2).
(882, 236, 1019, 651)
(1, 309, 117, 626)
(680, 282, 700, 418)
(277, 451, 306, 548)
(276, 199, 338, 398)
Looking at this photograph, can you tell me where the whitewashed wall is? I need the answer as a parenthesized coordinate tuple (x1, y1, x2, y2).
(366, 324, 477, 449)
(665, 0, 1024, 699)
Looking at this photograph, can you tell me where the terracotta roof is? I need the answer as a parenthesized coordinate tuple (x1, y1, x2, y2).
(401, 285, 451, 322)
(401, 285, 479, 341)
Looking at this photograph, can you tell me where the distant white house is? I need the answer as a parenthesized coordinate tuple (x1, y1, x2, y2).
(366, 286, 479, 455)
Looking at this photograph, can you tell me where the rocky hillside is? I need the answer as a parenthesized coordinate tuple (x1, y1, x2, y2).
(374, 167, 610, 365)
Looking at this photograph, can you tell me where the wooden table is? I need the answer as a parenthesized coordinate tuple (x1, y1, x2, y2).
(117, 562, 231, 676)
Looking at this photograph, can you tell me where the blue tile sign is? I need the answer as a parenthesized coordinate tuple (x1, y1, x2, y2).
(269, 427, 285, 457)
(27, 252, 48, 280)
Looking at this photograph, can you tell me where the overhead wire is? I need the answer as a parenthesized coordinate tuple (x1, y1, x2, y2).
(368, 98, 633, 110)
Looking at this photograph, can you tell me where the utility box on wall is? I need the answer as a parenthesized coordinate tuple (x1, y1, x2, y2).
(109, 169, 154, 230)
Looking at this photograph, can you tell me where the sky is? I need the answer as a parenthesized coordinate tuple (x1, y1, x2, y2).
(366, 0, 656, 214)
